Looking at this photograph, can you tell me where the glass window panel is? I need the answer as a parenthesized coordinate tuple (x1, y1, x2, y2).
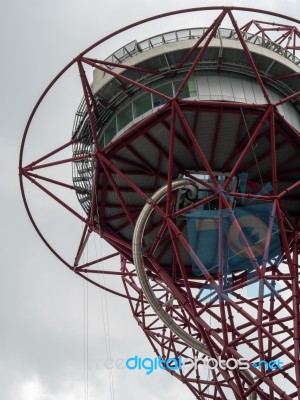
(231, 76, 245, 101)
(177, 30, 190, 40)
(190, 28, 204, 38)
(208, 75, 221, 96)
(220, 76, 233, 98)
(242, 79, 255, 102)
(151, 36, 162, 46)
(104, 116, 117, 144)
(99, 131, 105, 147)
(153, 82, 173, 107)
(133, 92, 152, 118)
(125, 40, 137, 54)
(174, 77, 197, 99)
(196, 75, 210, 98)
(187, 77, 197, 97)
(117, 103, 133, 130)
(163, 32, 177, 42)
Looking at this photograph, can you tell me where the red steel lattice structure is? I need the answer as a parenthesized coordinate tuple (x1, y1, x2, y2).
(19, 6, 300, 400)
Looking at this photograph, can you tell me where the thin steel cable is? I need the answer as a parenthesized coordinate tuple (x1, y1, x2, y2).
(83, 278, 88, 400)
(83, 224, 115, 400)
(95, 235, 115, 400)
(94, 183, 115, 400)
(76, 205, 88, 400)
(82, 227, 89, 400)
(83, 280, 85, 400)
(86, 248, 89, 400)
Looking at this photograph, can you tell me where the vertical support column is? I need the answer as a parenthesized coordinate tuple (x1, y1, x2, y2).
(269, 107, 278, 196)
(292, 231, 300, 398)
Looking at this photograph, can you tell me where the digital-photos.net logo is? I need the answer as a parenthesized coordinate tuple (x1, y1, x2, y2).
(103, 356, 284, 375)
(186, 175, 283, 303)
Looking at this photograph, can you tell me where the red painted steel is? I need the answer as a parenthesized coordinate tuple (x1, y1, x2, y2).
(19, 6, 300, 400)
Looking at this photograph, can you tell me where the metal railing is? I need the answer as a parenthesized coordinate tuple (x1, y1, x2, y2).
(104, 27, 300, 68)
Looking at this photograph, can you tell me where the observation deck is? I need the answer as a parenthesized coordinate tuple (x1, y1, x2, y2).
(73, 27, 300, 147)
(72, 26, 300, 256)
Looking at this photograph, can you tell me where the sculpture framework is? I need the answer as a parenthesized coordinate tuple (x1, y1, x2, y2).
(19, 6, 300, 399)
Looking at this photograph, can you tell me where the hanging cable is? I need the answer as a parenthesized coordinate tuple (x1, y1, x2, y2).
(83, 277, 89, 400)
(78, 209, 91, 400)
(97, 238, 115, 400)
(93, 188, 115, 400)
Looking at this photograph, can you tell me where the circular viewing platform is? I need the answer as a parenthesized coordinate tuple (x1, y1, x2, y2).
(73, 26, 300, 146)
(71, 25, 300, 230)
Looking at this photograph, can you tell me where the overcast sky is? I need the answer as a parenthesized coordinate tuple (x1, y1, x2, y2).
(1, 1, 299, 399)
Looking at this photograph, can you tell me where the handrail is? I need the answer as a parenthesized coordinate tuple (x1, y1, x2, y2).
(104, 27, 300, 68)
